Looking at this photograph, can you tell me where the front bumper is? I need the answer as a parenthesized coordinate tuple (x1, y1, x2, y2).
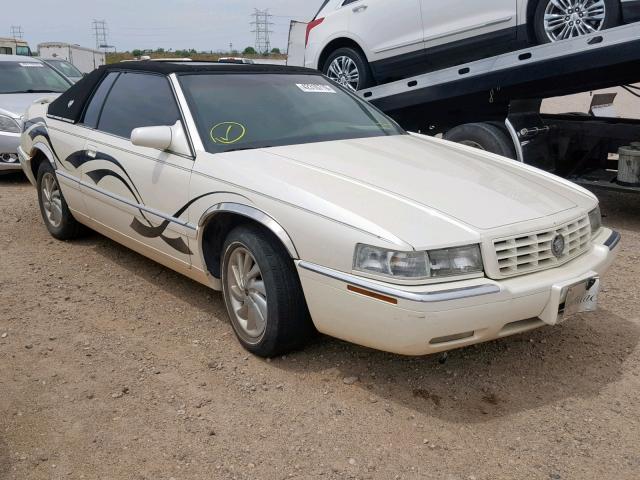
(297, 228, 619, 356)
(0, 131, 22, 172)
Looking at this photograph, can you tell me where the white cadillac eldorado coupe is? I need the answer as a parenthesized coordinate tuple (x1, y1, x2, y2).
(18, 61, 620, 357)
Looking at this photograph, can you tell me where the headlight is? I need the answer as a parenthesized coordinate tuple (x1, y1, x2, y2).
(0, 114, 20, 133)
(588, 206, 602, 236)
(354, 244, 483, 280)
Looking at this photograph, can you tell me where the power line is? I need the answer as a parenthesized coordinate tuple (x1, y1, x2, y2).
(250, 8, 274, 54)
(10, 25, 24, 40)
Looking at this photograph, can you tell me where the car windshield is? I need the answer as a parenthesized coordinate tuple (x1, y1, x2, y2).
(179, 73, 405, 154)
(0, 61, 70, 94)
(47, 60, 83, 78)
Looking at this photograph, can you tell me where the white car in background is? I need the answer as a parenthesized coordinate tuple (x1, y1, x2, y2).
(306, 0, 640, 90)
(19, 62, 619, 358)
(0, 55, 71, 173)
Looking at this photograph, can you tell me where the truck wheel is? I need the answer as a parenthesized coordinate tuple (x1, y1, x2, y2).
(221, 224, 315, 358)
(36, 161, 85, 240)
(444, 123, 517, 160)
(323, 47, 374, 91)
(534, 0, 620, 44)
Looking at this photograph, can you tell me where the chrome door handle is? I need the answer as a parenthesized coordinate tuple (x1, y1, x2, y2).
(353, 5, 368, 13)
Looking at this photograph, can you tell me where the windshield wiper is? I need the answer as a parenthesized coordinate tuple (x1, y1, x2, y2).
(1, 89, 60, 94)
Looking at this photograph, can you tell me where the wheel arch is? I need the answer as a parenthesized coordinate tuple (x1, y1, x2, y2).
(317, 36, 368, 71)
(197, 203, 299, 280)
(28, 144, 56, 182)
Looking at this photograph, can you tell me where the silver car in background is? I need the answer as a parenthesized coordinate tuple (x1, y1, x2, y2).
(0, 54, 71, 173)
(40, 58, 84, 83)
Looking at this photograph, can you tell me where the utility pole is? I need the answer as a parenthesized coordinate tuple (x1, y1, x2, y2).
(250, 9, 273, 54)
(92, 19, 113, 52)
(10, 26, 24, 40)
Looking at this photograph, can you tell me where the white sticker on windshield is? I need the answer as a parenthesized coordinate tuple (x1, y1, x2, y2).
(19, 63, 44, 67)
(296, 83, 336, 94)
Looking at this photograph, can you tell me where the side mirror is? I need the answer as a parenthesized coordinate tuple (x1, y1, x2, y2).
(130, 121, 191, 156)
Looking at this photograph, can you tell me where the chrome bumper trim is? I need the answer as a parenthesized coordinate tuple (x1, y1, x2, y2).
(298, 261, 501, 303)
(604, 230, 621, 251)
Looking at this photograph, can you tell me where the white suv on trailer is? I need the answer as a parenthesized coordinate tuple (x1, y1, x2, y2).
(306, 0, 640, 90)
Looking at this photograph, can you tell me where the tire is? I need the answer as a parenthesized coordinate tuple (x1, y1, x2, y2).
(36, 161, 85, 240)
(444, 123, 517, 160)
(221, 224, 315, 357)
(322, 47, 374, 91)
(534, 0, 621, 44)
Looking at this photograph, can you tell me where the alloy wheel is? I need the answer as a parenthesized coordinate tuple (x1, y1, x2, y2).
(326, 56, 360, 91)
(225, 245, 268, 344)
(41, 172, 63, 228)
(544, 0, 606, 41)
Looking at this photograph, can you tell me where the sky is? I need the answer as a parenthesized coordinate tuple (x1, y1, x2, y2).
(2, 0, 319, 53)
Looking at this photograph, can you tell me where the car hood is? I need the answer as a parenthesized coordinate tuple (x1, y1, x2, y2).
(0, 93, 60, 118)
(210, 134, 594, 249)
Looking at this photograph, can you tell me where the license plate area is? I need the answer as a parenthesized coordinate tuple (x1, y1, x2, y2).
(558, 277, 600, 321)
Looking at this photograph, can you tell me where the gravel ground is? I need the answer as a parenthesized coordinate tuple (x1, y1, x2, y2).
(1, 172, 639, 480)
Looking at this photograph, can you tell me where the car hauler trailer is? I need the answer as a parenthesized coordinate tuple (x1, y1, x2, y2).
(355, 22, 640, 194)
(288, 20, 640, 193)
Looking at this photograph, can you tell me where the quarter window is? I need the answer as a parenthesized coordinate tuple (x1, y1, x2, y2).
(82, 72, 119, 128)
(96, 72, 181, 139)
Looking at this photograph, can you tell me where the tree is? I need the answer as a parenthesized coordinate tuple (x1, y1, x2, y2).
(243, 46, 257, 55)
(132, 49, 143, 58)
(271, 47, 281, 55)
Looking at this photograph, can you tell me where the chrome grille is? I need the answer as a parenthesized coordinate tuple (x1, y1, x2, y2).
(493, 216, 591, 277)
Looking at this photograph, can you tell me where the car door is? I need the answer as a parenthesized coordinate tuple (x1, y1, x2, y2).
(79, 71, 194, 265)
(345, 0, 424, 61)
(420, 0, 518, 68)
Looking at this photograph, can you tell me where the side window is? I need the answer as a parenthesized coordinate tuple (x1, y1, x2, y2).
(82, 72, 120, 128)
(97, 72, 181, 139)
(342, 0, 359, 5)
(0, 47, 11, 54)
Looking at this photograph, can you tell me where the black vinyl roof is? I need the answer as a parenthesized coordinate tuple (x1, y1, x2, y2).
(101, 60, 317, 76)
(48, 61, 320, 124)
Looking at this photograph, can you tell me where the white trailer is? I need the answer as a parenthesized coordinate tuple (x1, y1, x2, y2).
(37, 43, 105, 74)
(286, 21, 308, 67)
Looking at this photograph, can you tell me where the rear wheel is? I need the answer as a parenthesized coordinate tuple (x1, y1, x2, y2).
(534, 0, 620, 44)
(36, 161, 85, 240)
(221, 224, 315, 357)
(323, 47, 374, 91)
(444, 123, 517, 160)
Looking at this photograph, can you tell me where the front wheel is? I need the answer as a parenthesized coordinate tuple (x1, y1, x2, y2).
(36, 161, 85, 240)
(323, 47, 374, 91)
(534, 0, 621, 44)
(221, 224, 315, 357)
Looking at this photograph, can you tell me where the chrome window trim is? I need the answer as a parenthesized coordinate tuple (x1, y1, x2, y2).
(169, 73, 205, 153)
(298, 261, 501, 303)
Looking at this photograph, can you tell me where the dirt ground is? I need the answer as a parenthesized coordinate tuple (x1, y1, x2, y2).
(1, 171, 639, 480)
